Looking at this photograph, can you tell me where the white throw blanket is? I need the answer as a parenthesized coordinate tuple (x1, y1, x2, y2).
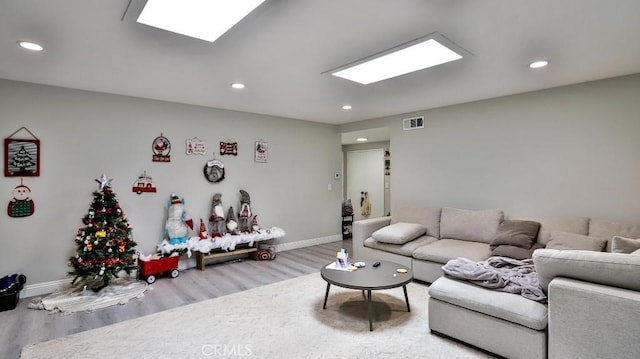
(442, 256, 547, 302)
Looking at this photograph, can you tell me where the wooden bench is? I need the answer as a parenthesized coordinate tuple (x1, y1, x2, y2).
(195, 242, 259, 270)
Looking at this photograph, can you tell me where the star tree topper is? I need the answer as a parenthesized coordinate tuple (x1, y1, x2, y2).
(95, 173, 113, 190)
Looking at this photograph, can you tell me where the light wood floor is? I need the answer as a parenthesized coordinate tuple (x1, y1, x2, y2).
(0, 240, 353, 359)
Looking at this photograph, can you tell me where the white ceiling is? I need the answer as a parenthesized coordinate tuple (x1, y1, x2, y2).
(1, 0, 640, 129)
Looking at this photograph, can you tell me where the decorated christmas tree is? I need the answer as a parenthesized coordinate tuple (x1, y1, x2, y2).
(68, 174, 137, 291)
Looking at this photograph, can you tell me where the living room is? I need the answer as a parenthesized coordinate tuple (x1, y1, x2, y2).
(1, 1, 640, 358)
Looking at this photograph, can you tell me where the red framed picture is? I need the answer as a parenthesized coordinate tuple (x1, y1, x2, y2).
(5, 138, 40, 177)
(220, 141, 238, 156)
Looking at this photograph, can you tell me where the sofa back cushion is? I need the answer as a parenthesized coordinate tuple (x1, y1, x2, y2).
(372, 222, 426, 244)
(391, 205, 441, 238)
(611, 236, 640, 254)
(439, 207, 504, 243)
(533, 248, 640, 293)
(589, 219, 640, 251)
(491, 219, 541, 249)
(514, 216, 590, 245)
(546, 231, 607, 251)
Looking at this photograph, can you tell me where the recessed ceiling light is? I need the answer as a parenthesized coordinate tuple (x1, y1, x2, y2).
(342, 105, 352, 110)
(17, 41, 44, 51)
(330, 33, 465, 85)
(356, 137, 368, 142)
(137, 0, 266, 43)
(231, 83, 245, 89)
(529, 60, 549, 69)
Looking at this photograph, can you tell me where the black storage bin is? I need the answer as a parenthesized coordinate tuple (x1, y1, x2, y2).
(0, 274, 26, 312)
(0, 290, 21, 312)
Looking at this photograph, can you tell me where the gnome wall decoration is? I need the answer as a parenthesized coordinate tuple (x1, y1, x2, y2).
(7, 178, 34, 217)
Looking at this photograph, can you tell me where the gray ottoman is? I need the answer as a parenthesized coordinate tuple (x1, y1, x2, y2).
(428, 277, 548, 359)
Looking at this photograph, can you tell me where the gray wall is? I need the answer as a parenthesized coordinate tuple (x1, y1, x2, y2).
(3, 73, 640, 285)
(0, 79, 343, 284)
(340, 74, 640, 224)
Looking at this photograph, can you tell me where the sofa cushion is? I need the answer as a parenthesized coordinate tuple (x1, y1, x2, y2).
(514, 216, 590, 245)
(371, 222, 426, 244)
(440, 207, 504, 243)
(588, 218, 640, 241)
(412, 239, 492, 264)
(491, 219, 541, 249)
(533, 248, 640, 293)
(611, 236, 640, 254)
(391, 205, 441, 238)
(491, 243, 544, 260)
(364, 235, 437, 257)
(546, 231, 607, 251)
(429, 277, 548, 330)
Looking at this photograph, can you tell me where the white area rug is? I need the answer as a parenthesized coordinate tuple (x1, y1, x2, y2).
(28, 278, 147, 314)
(21, 273, 492, 359)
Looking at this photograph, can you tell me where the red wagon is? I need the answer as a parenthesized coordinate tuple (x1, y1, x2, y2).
(138, 255, 180, 284)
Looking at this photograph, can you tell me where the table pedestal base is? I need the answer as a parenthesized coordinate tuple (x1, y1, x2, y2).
(322, 283, 411, 331)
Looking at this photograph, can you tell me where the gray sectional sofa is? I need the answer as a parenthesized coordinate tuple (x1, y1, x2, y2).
(352, 205, 640, 359)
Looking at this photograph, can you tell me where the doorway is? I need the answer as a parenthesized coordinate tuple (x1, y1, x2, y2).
(346, 149, 385, 221)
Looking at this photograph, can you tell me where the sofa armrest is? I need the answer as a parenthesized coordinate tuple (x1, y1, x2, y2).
(548, 278, 640, 359)
(533, 248, 640, 293)
(352, 216, 391, 249)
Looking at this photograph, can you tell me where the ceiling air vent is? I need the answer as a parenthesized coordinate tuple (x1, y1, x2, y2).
(403, 116, 424, 130)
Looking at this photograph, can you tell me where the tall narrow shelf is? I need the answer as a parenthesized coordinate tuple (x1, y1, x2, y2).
(342, 215, 353, 240)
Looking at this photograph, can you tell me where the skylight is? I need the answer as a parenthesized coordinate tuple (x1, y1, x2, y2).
(137, 0, 266, 43)
(331, 33, 465, 85)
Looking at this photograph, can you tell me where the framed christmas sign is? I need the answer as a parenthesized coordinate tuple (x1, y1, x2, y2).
(5, 127, 40, 177)
(219, 141, 238, 156)
(152, 133, 171, 162)
(254, 140, 268, 163)
(185, 137, 206, 156)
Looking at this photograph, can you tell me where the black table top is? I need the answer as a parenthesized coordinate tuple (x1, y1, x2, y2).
(320, 259, 413, 290)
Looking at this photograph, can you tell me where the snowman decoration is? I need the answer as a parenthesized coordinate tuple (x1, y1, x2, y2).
(165, 193, 193, 245)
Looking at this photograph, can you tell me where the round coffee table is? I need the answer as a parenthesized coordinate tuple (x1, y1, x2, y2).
(320, 260, 413, 331)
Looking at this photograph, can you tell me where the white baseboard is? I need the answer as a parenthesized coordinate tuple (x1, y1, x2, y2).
(21, 235, 343, 298)
(22, 278, 73, 298)
(273, 234, 342, 252)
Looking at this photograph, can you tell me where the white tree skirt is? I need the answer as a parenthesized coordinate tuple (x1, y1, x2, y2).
(28, 278, 147, 314)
